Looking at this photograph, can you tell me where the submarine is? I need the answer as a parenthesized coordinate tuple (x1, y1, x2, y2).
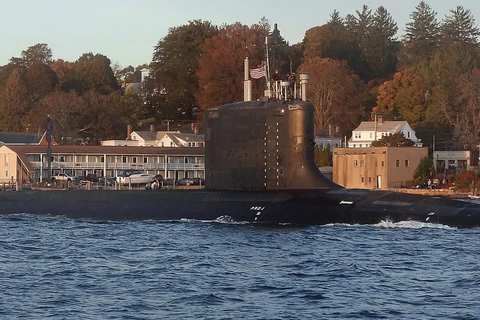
(1, 59, 480, 227)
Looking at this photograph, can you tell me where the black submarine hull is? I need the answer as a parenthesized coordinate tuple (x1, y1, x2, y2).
(1, 188, 480, 227)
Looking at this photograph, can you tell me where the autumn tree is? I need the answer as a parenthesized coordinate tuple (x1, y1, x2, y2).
(196, 21, 269, 110)
(147, 20, 218, 121)
(376, 69, 429, 127)
(436, 68, 480, 151)
(31, 91, 86, 144)
(297, 57, 363, 136)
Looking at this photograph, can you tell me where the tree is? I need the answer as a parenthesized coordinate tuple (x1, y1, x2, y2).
(400, 1, 441, 68)
(147, 20, 218, 121)
(297, 57, 363, 136)
(302, 16, 362, 75)
(345, 5, 399, 81)
(371, 132, 415, 147)
(436, 68, 480, 151)
(31, 91, 86, 144)
(414, 156, 434, 180)
(25, 63, 58, 100)
(376, 69, 429, 127)
(9, 43, 53, 67)
(0, 68, 31, 131)
(196, 21, 269, 110)
(67, 53, 120, 94)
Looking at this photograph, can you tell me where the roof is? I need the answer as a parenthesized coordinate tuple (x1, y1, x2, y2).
(0, 132, 42, 144)
(163, 133, 205, 146)
(354, 121, 407, 132)
(132, 131, 180, 141)
(5, 145, 205, 156)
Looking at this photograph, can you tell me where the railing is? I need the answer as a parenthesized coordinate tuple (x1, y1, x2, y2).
(28, 161, 204, 171)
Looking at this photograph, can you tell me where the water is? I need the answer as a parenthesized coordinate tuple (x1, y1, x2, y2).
(1, 215, 479, 319)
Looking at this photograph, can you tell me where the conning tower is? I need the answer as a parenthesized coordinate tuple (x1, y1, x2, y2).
(204, 58, 341, 191)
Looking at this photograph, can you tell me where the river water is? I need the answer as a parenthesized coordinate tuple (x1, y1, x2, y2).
(0, 214, 479, 319)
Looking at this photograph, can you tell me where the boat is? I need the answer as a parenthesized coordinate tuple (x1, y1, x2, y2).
(1, 59, 480, 227)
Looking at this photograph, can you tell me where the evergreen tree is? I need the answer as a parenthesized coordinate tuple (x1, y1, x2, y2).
(401, 1, 441, 68)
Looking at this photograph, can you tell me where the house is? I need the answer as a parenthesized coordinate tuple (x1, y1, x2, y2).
(349, 119, 422, 148)
(314, 128, 344, 150)
(433, 150, 478, 172)
(332, 146, 428, 189)
(0, 131, 57, 146)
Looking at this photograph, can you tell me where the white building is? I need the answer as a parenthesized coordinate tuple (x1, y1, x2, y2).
(348, 119, 422, 148)
(101, 130, 204, 148)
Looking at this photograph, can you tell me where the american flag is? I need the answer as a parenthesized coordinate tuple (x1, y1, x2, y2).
(249, 65, 266, 79)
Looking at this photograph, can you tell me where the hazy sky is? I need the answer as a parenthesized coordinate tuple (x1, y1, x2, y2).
(1, 0, 479, 68)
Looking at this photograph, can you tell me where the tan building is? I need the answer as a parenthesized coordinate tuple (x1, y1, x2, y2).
(0, 145, 205, 186)
(332, 147, 428, 189)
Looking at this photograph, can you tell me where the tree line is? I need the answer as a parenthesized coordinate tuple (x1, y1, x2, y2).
(0, 1, 479, 150)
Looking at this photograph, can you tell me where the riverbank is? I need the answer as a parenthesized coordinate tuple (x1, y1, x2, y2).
(390, 187, 475, 199)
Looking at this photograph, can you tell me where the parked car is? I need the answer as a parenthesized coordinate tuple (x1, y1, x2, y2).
(162, 178, 177, 186)
(85, 173, 103, 183)
(52, 173, 80, 183)
(106, 177, 116, 186)
(192, 178, 205, 186)
(116, 169, 155, 186)
(177, 178, 195, 186)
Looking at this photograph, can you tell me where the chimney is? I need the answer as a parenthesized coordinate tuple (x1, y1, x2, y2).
(126, 124, 132, 140)
(328, 124, 333, 137)
(150, 124, 155, 132)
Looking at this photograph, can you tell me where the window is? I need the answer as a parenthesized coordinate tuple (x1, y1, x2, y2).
(361, 177, 364, 182)
(405, 160, 409, 167)
(122, 156, 127, 163)
(396, 160, 400, 167)
(143, 157, 148, 164)
(354, 160, 358, 167)
(381, 161, 385, 167)
(4, 169, 8, 178)
(132, 157, 137, 164)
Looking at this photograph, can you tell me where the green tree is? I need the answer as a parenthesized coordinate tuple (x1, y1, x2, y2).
(371, 132, 415, 147)
(400, 1, 441, 68)
(413, 156, 434, 180)
(303, 13, 362, 75)
(147, 20, 218, 121)
(345, 5, 399, 81)
(9, 43, 53, 67)
(0, 68, 31, 131)
(67, 53, 120, 95)
(25, 63, 58, 101)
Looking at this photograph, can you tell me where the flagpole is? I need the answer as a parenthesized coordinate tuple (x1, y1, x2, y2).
(265, 35, 270, 96)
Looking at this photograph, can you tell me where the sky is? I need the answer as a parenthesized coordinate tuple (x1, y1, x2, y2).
(1, 0, 479, 68)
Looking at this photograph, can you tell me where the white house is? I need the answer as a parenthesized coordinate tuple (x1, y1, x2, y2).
(101, 130, 204, 148)
(348, 119, 422, 148)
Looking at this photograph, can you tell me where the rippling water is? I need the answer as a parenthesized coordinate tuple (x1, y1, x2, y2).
(1, 214, 479, 319)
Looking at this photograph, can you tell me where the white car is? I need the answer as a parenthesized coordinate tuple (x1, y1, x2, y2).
(116, 170, 155, 186)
